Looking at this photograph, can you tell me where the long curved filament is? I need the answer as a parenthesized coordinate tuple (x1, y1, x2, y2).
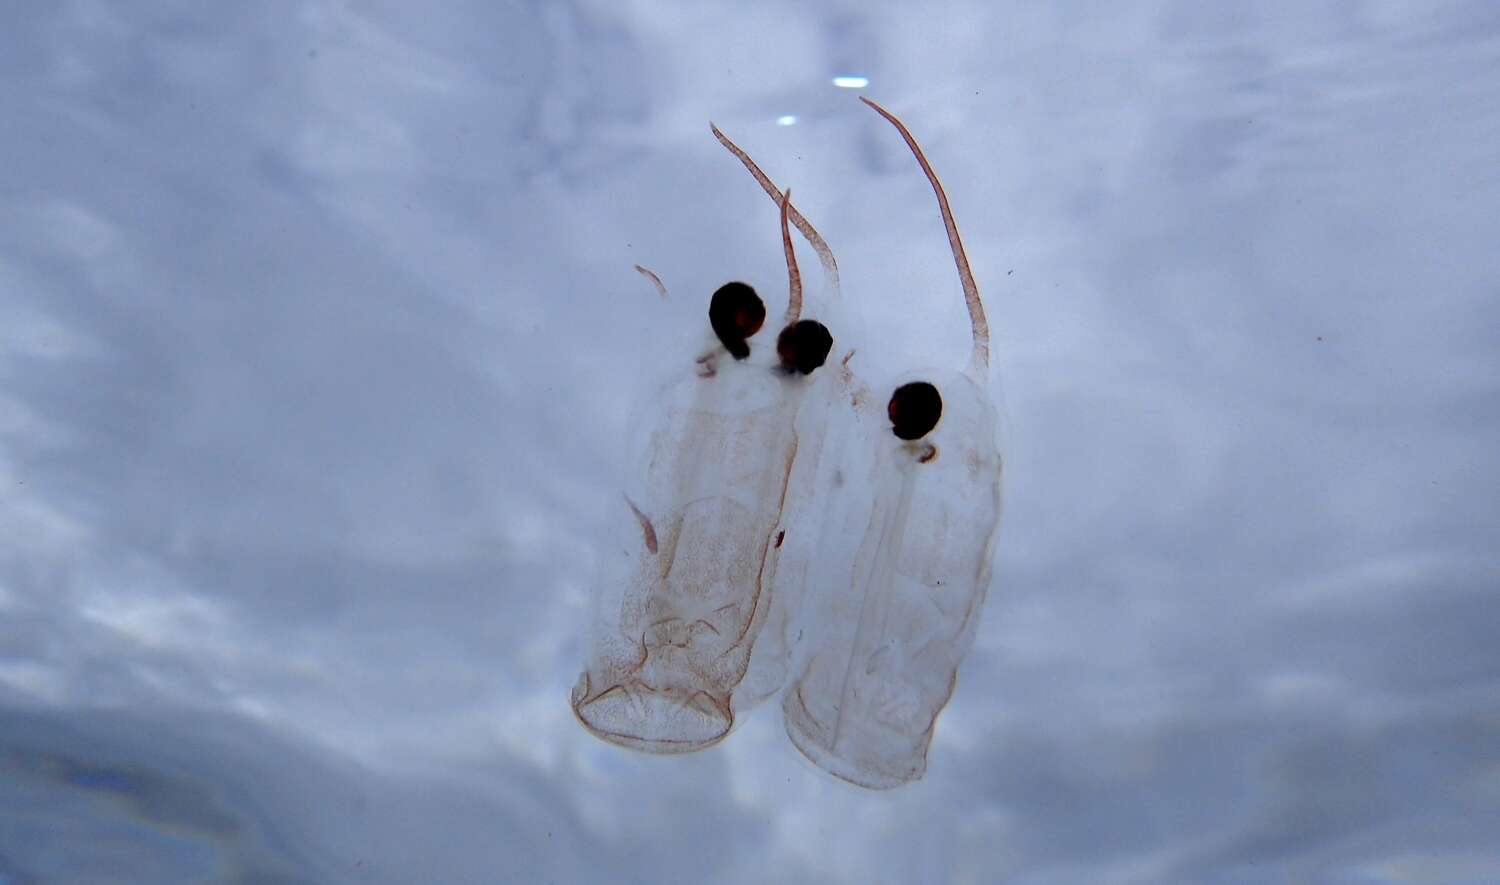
(633, 264, 669, 300)
(779, 187, 802, 324)
(859, 97, 990, 375)
(710, 123, 842, 297)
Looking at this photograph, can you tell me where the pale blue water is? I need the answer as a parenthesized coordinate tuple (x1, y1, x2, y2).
(2, 3, 1498, 883)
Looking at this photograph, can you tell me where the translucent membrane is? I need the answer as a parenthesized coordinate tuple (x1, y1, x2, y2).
(572, 182, 837, 752)
(573, 98, 1003, 789)
(777, 98, 1004, 788)
(571, 341, 805, 751)
(783, 367, 1001, 787)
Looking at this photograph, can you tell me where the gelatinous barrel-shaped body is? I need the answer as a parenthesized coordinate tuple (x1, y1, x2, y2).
(783, 366, 1002, 788)
(572, 338, 812, 752)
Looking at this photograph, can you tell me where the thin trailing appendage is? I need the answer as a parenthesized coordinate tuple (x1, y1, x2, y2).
(775, 97, 1004, 790)
(710, 123, 841, 297)
(859, 97, 990, 376)
(779, 187, 802, 324)
(633, 264, 669, 300)
(622, 493, 658, 555)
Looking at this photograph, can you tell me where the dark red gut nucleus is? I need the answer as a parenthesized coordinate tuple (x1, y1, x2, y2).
(776, 319, 833, 375)
(888, 381, 942, 440)
(709, 282, 765, 360)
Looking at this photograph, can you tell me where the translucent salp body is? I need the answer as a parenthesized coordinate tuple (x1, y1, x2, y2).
(572, 343, 806, 751)
(573, 175, 839, 751)
(783, 367, 1001, 787)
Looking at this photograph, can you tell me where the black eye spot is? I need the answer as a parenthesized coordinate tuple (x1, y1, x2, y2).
(709, 282, 765, 360)
(888, 381, 942, 440)
(776, 320, 833, 375)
